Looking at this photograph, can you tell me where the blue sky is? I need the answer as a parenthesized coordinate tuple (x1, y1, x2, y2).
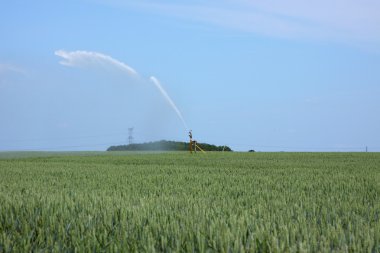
(1, 0, 380, 151)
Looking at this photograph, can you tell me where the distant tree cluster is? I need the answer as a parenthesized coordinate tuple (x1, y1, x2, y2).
(107, 140, 232, 152)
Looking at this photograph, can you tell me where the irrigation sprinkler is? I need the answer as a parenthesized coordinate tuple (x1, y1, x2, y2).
(188, 130, 206, 154)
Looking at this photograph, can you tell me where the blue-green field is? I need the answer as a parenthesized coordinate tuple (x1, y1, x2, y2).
(0, 152, 379, 252)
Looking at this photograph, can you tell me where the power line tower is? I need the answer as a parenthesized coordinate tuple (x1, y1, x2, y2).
(128, 127, 134, 145)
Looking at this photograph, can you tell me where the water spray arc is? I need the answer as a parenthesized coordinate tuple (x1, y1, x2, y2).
(150, 76, 188, 131)
(54, 50, 138, 77)
(55, 50, 189, 133)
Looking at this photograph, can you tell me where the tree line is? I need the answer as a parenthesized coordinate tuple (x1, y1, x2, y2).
(107, 140, 232, 152)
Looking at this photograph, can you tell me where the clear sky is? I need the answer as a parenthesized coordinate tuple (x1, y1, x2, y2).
(1, 0, 380, 152)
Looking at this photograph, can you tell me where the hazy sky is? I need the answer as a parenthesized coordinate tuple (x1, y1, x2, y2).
(1, 0, 380, 151)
